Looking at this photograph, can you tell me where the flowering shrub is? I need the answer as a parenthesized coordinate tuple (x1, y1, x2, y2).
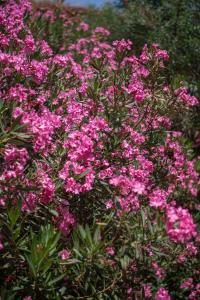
(0, 1, 200, 299)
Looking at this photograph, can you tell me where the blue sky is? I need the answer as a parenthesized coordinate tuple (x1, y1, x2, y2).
(65, 0, 114, 8)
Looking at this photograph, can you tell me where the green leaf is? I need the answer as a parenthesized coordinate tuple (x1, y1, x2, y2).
(76, 169, 91, 180)
(25, 254, 37, 278)
(7, 206, 21, 230)
(141, 209, 146, 227)
(120, 255, 130, 270)
(93, 226, 101, 244)
(60, 258, 81, 265)
(47, 273, 66, 286)
(78, 225, 86, 240)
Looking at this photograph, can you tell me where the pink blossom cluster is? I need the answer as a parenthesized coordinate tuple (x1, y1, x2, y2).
(155, 287, 171, 300)
(175, 86, 198, 106)
(21, 109, 61, 153)
(166, 205, 197, 243)
(0, 145, 29, 181)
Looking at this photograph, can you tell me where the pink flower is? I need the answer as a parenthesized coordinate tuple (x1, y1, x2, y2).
(0, 145, 29, 181)
(155, 50, 169, 61)
(175, 87, 198, 106)
(152, 262, 166, 280)
(143, 283, 152, 298)
(189, 291, 197, 300)
(24, 34, 36, 54)
(77, 22, 89, 32)
(93, 27, 110, 36)
(56, 206, 75, 236)
(132, 181, 145, 195)
(155, 287, 171, 300)
(178, 254, 186, 264)
(0, 198, 5, 206)
(166, 205, 197, 243)
(149, 188, 167, 209)
(186, 242, 198, 256)
(105, 246, 115, 256)
(180, 278, 193, 290)
(105, 199, 113, 209)
(112, 39, 132, 52)
(0, 241, 4, 251)
(59, 249, 71, 260)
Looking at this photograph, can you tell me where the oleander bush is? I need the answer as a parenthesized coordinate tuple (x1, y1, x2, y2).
(84, 0, 200, 148)
(0, 1, 200, 299)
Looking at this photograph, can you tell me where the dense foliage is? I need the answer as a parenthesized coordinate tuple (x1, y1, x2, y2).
(114, 0, 200, 84)
(0, 1, 200, 299)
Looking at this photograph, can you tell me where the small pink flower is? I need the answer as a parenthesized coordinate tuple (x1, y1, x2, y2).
(180, 278, 193, 290)
(178, 254, 186, 264)
(59, 249, 71, 260)
(105, 246, 115, 256)
(155, 287, 171, 300)
(77, 22, 89, 32)
(143, 283, 152, 298)
(105, 199, 113, 209)
(196, 283, 200, 292)
(186, 242, 198, 256)
(0, 241, 4, 251)
(189, 291, 197, 300)
(0, 198, 5, 206)
(149, 188, 167, 209)
(155, 50, 169, 61)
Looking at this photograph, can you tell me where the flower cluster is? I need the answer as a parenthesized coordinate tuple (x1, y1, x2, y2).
(166, 205, 197, 243)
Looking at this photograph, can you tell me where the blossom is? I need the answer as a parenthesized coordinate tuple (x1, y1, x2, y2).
(152, 262, 166, 280)
(155, 288, 171, 300)
(175, 87, 198, 106)
(166, 205, 197, 243)
(105, 246, 115, 256)
(59, 249, 71, 260)
(56, 206, 75, 235)
(0, 241, 4, 251)
(180, 278, 193, 290)
(112, 39, 132, 52)
(132, 181, 145, 195)
(77, 22, 89, 32)
(93, 27, 110, 36)
(155, 50, 169, 61)
(143, 283, 152, 298)
(149, 188, 167, 209)
(0, 145, 29, 181)
(186, 242, 198, 256)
